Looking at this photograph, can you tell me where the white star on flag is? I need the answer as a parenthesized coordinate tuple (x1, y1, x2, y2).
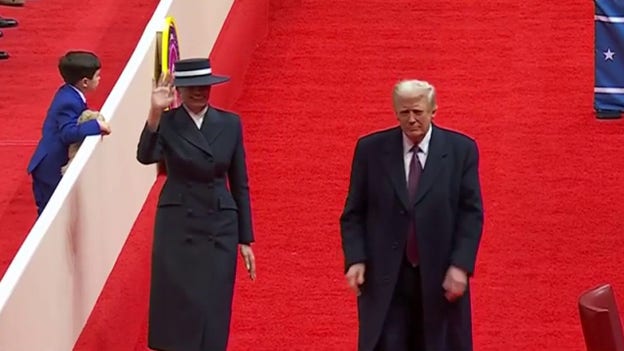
(604, 48, 615, 61)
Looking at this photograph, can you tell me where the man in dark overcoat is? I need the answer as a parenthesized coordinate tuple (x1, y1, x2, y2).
(340, 79, 484, 351)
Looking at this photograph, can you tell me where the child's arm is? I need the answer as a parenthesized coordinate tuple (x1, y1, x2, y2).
(57, 104, 102, 145)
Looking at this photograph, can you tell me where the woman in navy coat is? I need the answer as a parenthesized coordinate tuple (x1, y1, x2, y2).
(137, 58, 256, 351)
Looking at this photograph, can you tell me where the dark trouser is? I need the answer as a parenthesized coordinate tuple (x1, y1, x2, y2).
(375, 259, 425, 351)
(31, 174, 59, 216)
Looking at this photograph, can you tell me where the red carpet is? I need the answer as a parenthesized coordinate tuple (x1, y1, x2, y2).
(3, 0, 624, 350)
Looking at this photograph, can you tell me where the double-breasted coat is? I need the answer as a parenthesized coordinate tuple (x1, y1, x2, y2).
(340, 125, 484, 351)
(137, 105, 254, 351)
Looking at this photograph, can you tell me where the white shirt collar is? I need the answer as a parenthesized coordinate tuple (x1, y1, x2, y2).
(68, 84, 86, 103)
(402, 124, 433, 154)
(183, 104, 208, 119)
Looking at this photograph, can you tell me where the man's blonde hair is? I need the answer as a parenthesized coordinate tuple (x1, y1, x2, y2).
(392, 79, 437, 110)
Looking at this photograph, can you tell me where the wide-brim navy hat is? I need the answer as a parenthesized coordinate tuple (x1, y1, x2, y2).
(173, 58, 230, 87)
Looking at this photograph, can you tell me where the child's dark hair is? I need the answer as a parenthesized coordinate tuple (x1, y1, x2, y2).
(58, 51, 101, 85)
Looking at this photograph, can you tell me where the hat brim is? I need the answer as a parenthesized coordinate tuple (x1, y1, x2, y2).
(174, 74, 230, 87)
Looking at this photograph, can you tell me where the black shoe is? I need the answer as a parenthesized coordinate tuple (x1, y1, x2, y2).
(0, 51, 9, 60)
(0, 17, 17, 28)
(0, 0, 25, 6)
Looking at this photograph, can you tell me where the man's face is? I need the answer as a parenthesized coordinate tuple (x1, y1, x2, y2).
(394, 93, 435, 143)
(178, 85, 211, 111)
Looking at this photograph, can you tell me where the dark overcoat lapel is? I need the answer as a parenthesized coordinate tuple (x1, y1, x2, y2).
(381, 125, 449, 210)
(414, 126, 448, 204)
(170, 107, 225, 157)
(381, 129, 409, 210)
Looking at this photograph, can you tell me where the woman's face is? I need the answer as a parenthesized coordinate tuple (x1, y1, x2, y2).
(178, 85, 211, 112)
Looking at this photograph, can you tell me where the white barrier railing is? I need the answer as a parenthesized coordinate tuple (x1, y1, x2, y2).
(0, 0, 234, 349)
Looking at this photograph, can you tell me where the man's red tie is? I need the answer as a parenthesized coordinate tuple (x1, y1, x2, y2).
(406, 146, 422, 266)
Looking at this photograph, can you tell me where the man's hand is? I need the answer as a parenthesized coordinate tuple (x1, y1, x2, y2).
(443, 265, 468, 302)
(240, 244, 256, 281)
(345, 263, 365, 296)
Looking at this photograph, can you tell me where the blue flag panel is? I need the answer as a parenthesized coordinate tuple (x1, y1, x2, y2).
(595, 0, 624, 112)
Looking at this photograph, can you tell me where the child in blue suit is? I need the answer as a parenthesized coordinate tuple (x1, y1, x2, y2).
(27, 51, 111, 216)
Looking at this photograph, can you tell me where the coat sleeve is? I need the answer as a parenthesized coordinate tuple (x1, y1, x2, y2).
(58, 103, 101, 145)
(136, 122, 163, 165)
(228, 116, 254, 244)
(339, 138, 368, 273)
(450, 139, 484, 276)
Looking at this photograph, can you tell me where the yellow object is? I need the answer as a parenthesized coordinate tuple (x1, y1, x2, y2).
(160, 16, 181, 109)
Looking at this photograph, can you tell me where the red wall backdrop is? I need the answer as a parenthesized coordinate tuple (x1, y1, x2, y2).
(210, 0, 270, 110)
